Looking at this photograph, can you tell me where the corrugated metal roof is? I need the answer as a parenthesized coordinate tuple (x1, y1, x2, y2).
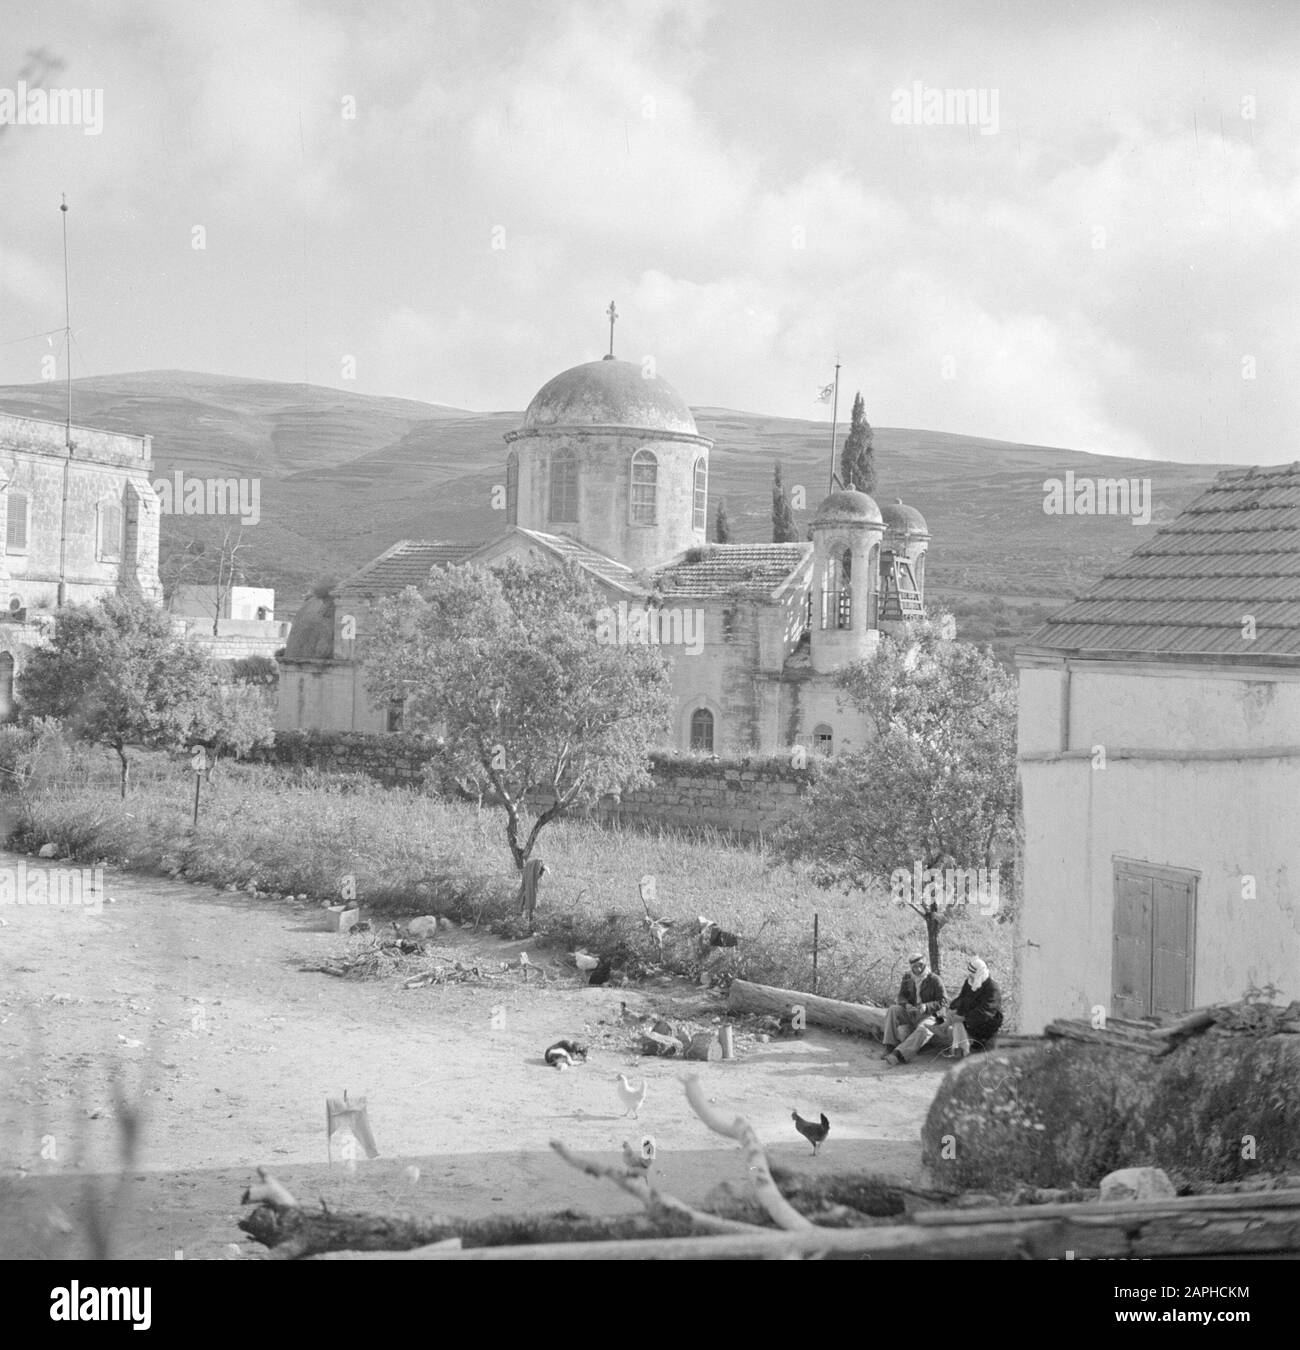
(651, 544, 811, 599)
(341, 540, 479, 596)
(1023, 462, 1300, 661)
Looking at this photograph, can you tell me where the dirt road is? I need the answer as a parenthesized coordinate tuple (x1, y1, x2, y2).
(0, 852, 942, 1259)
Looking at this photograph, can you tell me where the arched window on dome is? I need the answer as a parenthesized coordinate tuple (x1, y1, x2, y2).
(630, 449, 657, 525)
(693, 457, 707, 532)
(506, 452, 519, 526)
(549, 448, 577, 522)
(689, 707, 714, 753)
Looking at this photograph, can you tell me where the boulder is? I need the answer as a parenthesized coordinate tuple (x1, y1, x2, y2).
(921, 1031, 1300, 1193)
(407, 916, 440, 938)
(1099, 1167, 1175, 1202)
(38, 843, 58, 858)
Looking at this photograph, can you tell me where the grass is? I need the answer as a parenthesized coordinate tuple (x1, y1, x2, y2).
(5, 747, 1015, 1019)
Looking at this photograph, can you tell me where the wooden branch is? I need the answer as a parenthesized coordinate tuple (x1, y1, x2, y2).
(303, 1189, 1300, 1261)
(682, 1075, 814, 1233)
(549, 1140, 766, 1236)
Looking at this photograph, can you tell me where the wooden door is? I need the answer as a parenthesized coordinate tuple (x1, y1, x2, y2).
(1112, 860, 1197, 1019)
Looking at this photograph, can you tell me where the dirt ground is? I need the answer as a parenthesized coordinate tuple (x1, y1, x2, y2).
(0, 851, 945, 1259)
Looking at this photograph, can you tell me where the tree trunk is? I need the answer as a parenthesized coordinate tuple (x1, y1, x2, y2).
(727, 979, 886, 1037)
(926, 909, 941, 975)
(116, 747, 130, 799)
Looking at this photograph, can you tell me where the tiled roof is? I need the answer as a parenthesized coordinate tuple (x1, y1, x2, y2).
(652, 543, 811, 599)
(514, 529, 642, 593)
(1022, 463, 1300, 660)
(340, 540, 480, 596)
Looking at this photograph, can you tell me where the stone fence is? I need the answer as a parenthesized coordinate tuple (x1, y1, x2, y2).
(262, 731, 817, 839)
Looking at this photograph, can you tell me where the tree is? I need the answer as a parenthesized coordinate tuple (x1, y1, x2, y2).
(772, 462, 798, 543)
(364, 560, 673, 872)
(17, 595, 212, 797)
(779, 617, 1018, 972)
(839, 392, 875, 494)
(714, 498, 734, 544)
(181, 677, 276, 777)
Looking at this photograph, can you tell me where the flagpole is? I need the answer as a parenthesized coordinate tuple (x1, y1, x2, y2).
(827, 360, 841, 494)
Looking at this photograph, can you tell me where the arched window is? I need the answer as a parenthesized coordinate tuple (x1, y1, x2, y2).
(821, 545, 851, 629)
(97, 501, 123, 562)
(631, 449, 657, 525)
(693, 457, 708, 532)
(549, 448, 577, 522)
(813, 724, 833, 755)
(506, 452, 519, 526)
(689, 707, 715, 752)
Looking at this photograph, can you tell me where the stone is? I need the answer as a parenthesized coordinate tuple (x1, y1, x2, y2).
(407, 915, 440, 938)
(38, 842, 58, 858)
(1099, 1167, 1176, 1203)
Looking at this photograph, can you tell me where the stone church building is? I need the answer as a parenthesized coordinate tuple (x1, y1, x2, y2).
(278, 347, 930, 757)
(0, 411, 162, 718)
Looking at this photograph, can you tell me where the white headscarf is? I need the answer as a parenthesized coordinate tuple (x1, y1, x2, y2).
(966, 957, 989, 990)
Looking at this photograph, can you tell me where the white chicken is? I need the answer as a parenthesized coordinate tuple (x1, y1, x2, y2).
(616, 1073, 647, 1119)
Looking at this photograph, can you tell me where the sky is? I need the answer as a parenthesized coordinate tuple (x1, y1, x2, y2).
(0, 0, 1297, 463)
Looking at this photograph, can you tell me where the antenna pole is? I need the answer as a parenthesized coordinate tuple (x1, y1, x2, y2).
(61, 194, 72, 441)
(57, 194, 73, 607)
(827, 360, 841, 494)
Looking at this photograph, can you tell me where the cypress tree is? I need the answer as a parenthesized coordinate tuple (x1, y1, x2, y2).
(772, 462, 798, 543)
(839, 391, 876, 494)
(714, 498, 735, 544)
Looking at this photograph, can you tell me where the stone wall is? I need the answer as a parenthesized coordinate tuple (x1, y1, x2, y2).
(261, 731, 816, 837)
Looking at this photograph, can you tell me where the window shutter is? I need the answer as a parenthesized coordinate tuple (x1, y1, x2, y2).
(6, 492, 28, 552)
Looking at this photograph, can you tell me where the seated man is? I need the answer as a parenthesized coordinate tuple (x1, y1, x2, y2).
(884, 956, 1003, 1065)
(881, 952, 946, 1060)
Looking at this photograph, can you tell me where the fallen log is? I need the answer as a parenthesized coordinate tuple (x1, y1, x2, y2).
(727, 979, 886, 1038)
(1042, 1021, 1162, 1054)
(369, 1189, 1300, 1260)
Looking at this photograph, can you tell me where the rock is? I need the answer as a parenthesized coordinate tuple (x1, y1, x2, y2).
(1099, 1167, 1176, 1202)
(407, 916, 440, 938)
(38, 843, 58, 858)
(921, 1031, 1300, 1192)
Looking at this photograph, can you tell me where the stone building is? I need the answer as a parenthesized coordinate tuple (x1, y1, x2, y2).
(1016, 463, 1300, 1030)
(278, 345, 930, 756)
(0, 412, 162, 717)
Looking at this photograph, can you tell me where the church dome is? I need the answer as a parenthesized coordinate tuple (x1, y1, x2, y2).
(813, 488, 883, 526)
(880, 498, 929, 535)
(514, 359, 700, 437)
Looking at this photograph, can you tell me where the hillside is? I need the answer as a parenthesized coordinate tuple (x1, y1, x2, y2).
(0, 371, 1227, 654)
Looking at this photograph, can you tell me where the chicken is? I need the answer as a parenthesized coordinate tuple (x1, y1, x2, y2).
(544, 1038, 589, 1069)
(792, 1109, 830, 1156)
(616, 1073, 647, 1118)
(621, 1136, 656, 1173)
